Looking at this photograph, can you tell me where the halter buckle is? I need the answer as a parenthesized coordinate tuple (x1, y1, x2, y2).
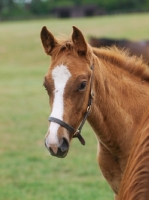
(87, 106, 91, 113)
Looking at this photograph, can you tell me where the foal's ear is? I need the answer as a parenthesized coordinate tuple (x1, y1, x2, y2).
(72, 26, 87, 55)
(40, 26, 57, 55)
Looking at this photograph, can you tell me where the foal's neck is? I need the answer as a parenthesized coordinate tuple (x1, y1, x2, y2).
(88, 52, 148, 155)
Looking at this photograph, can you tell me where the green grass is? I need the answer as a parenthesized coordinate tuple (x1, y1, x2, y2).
(0, 13, 149, 200)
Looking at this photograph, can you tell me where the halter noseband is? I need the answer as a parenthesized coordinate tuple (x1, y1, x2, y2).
(48, 65, 94, 146)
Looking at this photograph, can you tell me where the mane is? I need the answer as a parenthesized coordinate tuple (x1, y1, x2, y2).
(93, 46, 149, 82)
(118, 108, 149, 199)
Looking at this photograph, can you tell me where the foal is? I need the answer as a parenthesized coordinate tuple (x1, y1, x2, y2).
(40, 26, 149, 199)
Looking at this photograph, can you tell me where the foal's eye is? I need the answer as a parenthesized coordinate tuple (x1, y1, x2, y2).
(79, 81, 87, 91)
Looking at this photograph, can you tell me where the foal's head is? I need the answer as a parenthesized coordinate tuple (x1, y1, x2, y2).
(41, 26, 94, 158)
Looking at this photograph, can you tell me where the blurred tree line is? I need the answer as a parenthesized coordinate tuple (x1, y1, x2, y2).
(0, 0, 149, 20)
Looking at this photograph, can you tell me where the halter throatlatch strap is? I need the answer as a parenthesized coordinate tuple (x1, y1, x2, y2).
(48, 65, 94, 146)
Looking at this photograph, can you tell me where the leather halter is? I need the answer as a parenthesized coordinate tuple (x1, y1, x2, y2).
(49, 65, 94, 145)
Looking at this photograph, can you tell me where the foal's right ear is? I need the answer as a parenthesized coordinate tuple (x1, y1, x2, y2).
(40, 26, 57, 55)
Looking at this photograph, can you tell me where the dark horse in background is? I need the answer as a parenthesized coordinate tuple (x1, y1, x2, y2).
(89, 37, 149, 64)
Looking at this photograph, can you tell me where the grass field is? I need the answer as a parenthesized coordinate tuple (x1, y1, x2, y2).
(0, 13, 149, 200)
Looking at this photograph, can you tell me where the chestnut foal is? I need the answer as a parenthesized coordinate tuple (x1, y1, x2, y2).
(41, 26, 149, 199)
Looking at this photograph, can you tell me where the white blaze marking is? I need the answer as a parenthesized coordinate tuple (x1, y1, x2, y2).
(46, 64, 71, 147)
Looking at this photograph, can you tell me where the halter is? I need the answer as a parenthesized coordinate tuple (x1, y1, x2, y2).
(48, 65, 94, 145)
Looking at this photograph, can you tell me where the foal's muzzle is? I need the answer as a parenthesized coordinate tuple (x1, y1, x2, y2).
(45, 138, 69, 158)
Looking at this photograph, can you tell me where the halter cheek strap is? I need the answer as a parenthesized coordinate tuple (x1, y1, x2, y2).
(48, 65, 94, 146)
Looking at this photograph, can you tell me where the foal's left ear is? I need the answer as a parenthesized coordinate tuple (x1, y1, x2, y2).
(40, 26, 57, 55)
(72, 26, 88, 55)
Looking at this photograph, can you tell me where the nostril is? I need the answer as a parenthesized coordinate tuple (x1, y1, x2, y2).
(49, 147, 54, 155)
(59, 138, 69, 152)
